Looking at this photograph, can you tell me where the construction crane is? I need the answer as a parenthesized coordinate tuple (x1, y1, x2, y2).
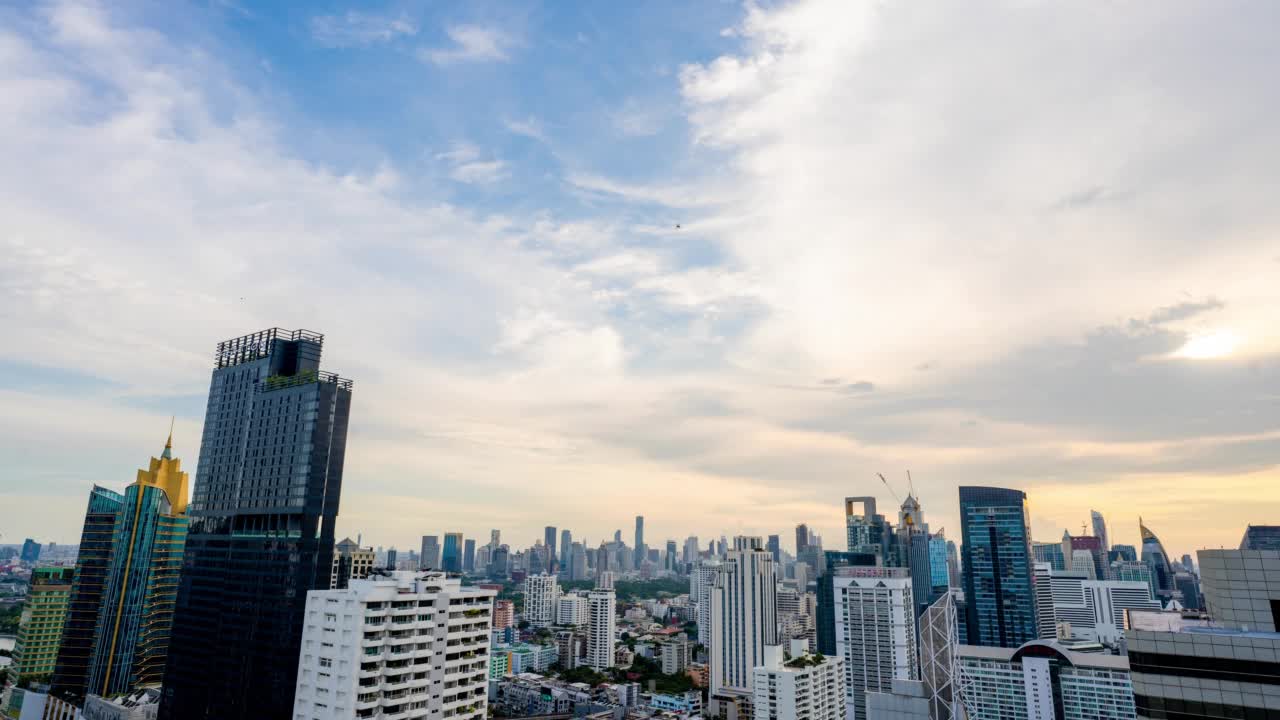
(877, 473, 902, 504)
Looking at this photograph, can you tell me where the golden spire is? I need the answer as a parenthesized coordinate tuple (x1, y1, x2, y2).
(162, 416, 174, 460)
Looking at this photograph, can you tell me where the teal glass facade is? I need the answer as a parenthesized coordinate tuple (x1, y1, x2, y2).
(959, 486, 1038, 648)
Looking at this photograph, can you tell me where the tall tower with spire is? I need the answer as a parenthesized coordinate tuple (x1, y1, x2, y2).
(85, 428, 190, 696)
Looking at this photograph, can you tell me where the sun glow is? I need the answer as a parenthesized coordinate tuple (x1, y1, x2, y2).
(1175, 330, 1240, 359)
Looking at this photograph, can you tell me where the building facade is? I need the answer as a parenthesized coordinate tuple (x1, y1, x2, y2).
(8, 568, 75, 685)
(524, 574, 559, 629)
(710, 538, 778, 695)
(959, 486, 1038, 648)
(831, 570, 917, 720)
(956, 640, 1136, 720)
(586, 590, 617, 671)
(752, 642, 846, 720)
(442, 533, 463, 573)
(161, 328, 353, 720)
(51, 485, 125, 699)
(1048, 574, 1160, 645)
(291, 571, 493, 720)
(330, 538, 374, 590)
(83, 434, 190, 697)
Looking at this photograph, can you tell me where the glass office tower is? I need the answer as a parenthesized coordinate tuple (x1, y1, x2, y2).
(959, 486, 1038, 648)
(160, 329, 353, 720)
(86, 433, 189, 696)
(51, 485, 126, 701)
(442, 532, 463, 573)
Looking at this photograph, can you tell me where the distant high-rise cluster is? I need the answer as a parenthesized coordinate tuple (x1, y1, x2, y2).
(6, 326, 1271, 720)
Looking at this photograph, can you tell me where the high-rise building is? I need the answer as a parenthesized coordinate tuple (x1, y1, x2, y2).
(1061, 533, 1107, 581)
(710, 537, 777, 695)
(928, 533, 950, 591)
(559, 529, 572, 572)
(161, 328, 353, 720)
(815, 551, 879, 656)
(1109, 544, 1138, 563)
(683, 536, 700, 565)
(20, 539, 41, 564)
(1240, 524, 1280, 551)
(795, 524, 810, 558)
(692, 560, 721, 644)
(330, 538, 374, 589)
(1033, 563, 1056, 640)
(1128, 545, 1280, 719)
(557, 592, 590, 626)
(895, 495, 933, 617)
(86, 432, 191, 697)
(767, 535, 782, 564)
(586, 590, 616, 671)
(946, 541, 961, 590)
(7, 568, 75, 685)
(463, 538, 476, 573)
(959, 486, 1038, 648)
(1108, 560, 1156, 599)
(831, 568, 918, 720)
(752, 641, 846, 720)
(442, 532, 463, 573)
(524, 574, 559, 628)
(919, 591, 962, 720)
(291, 571, 494, 720)
(1138, 519, 1175, 605)
(489, 546, 509, 579)
(665, 540, 679, 572)
(51, 485, 125, 700)
(1048, 574, 1160, 645)
(1033, 541, 1067, 572)
(386, 547, 398, 569)
(955, 640, 1137, 719)
(545, 527, 558, 573)
(1090, 510, 1110, 553)
(635, 516, 645, 566)
(421, 535, 440, 570)
(845, 497, 891, 561)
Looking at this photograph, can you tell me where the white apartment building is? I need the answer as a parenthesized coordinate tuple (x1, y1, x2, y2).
(1048, 574, 1160, 645)
(752, 641, 847, 720)
(557, 592, 590, 627)
(292, 571, 494, 720)
(586, 590, 617, 671)
(956, 640, 1136, 720)
(831, 570, 917, 720)
(711, 538, 778, 695)
(692, 560, 721, 647)
(524, 574, 560, 629)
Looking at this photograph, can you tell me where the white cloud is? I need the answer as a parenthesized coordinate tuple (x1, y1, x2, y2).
(310, 11, 417, 48)
(436, 142, 508, 184)
(504, 116, 547, 143)
(421, 25, 513, 65)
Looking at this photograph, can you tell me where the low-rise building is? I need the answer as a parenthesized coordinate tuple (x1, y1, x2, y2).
(751, 642, 846, 720)
(955, 640, 1136, 719)
(82, 689, 162, 720)
(648, 691, 703, 715)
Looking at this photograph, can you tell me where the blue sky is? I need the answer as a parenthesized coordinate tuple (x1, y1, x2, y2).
(2, 0, 1280, 556)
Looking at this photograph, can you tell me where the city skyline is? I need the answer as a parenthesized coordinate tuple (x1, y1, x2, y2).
(5, 0, 1280, 560)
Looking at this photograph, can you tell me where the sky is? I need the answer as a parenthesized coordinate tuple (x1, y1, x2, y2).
(2, 0, 1279, 560)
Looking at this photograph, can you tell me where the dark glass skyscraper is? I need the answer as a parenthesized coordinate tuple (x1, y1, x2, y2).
(958, 486, 1038, 648)
(52, 485, 125, 701)
(544, 526, 557, 573)
(442, 532, 462, 573)
(160, 329, 352, 720)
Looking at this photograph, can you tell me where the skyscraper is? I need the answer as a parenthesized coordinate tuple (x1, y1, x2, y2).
(7, 568, 75, 686)
(421, 535, 440, 569)
(525, 574, 559, 628)
(958, 486, 1038, 648)
(666, 540, 678, 571)
(463, 538, 476, 573)
(1241, 524, 1280, 551)
(442, 532, 463, 573)
(1090, 509, 1110, 553)
(845, 497, 892, 562)
(560, 529, 572, 571)
(161, 328, 353, 720)
(545, 526, 558, 573)
(586, 590, 617, 671)
(86, 432, 191, 697)
(692, 560, 721, 645)
(709, 537, 777, 695)
(919, 591, 962, 720)
(831, 568, 918, 720)
(635, 516, 645, 566)
(51, 485, 125, 700)
(1139, 518, 1175, 605)
(20, 539, 41, 564)
(766, 535, 781, 564)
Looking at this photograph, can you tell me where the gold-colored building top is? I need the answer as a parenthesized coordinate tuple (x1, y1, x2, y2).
(135, 428, 189, 515)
